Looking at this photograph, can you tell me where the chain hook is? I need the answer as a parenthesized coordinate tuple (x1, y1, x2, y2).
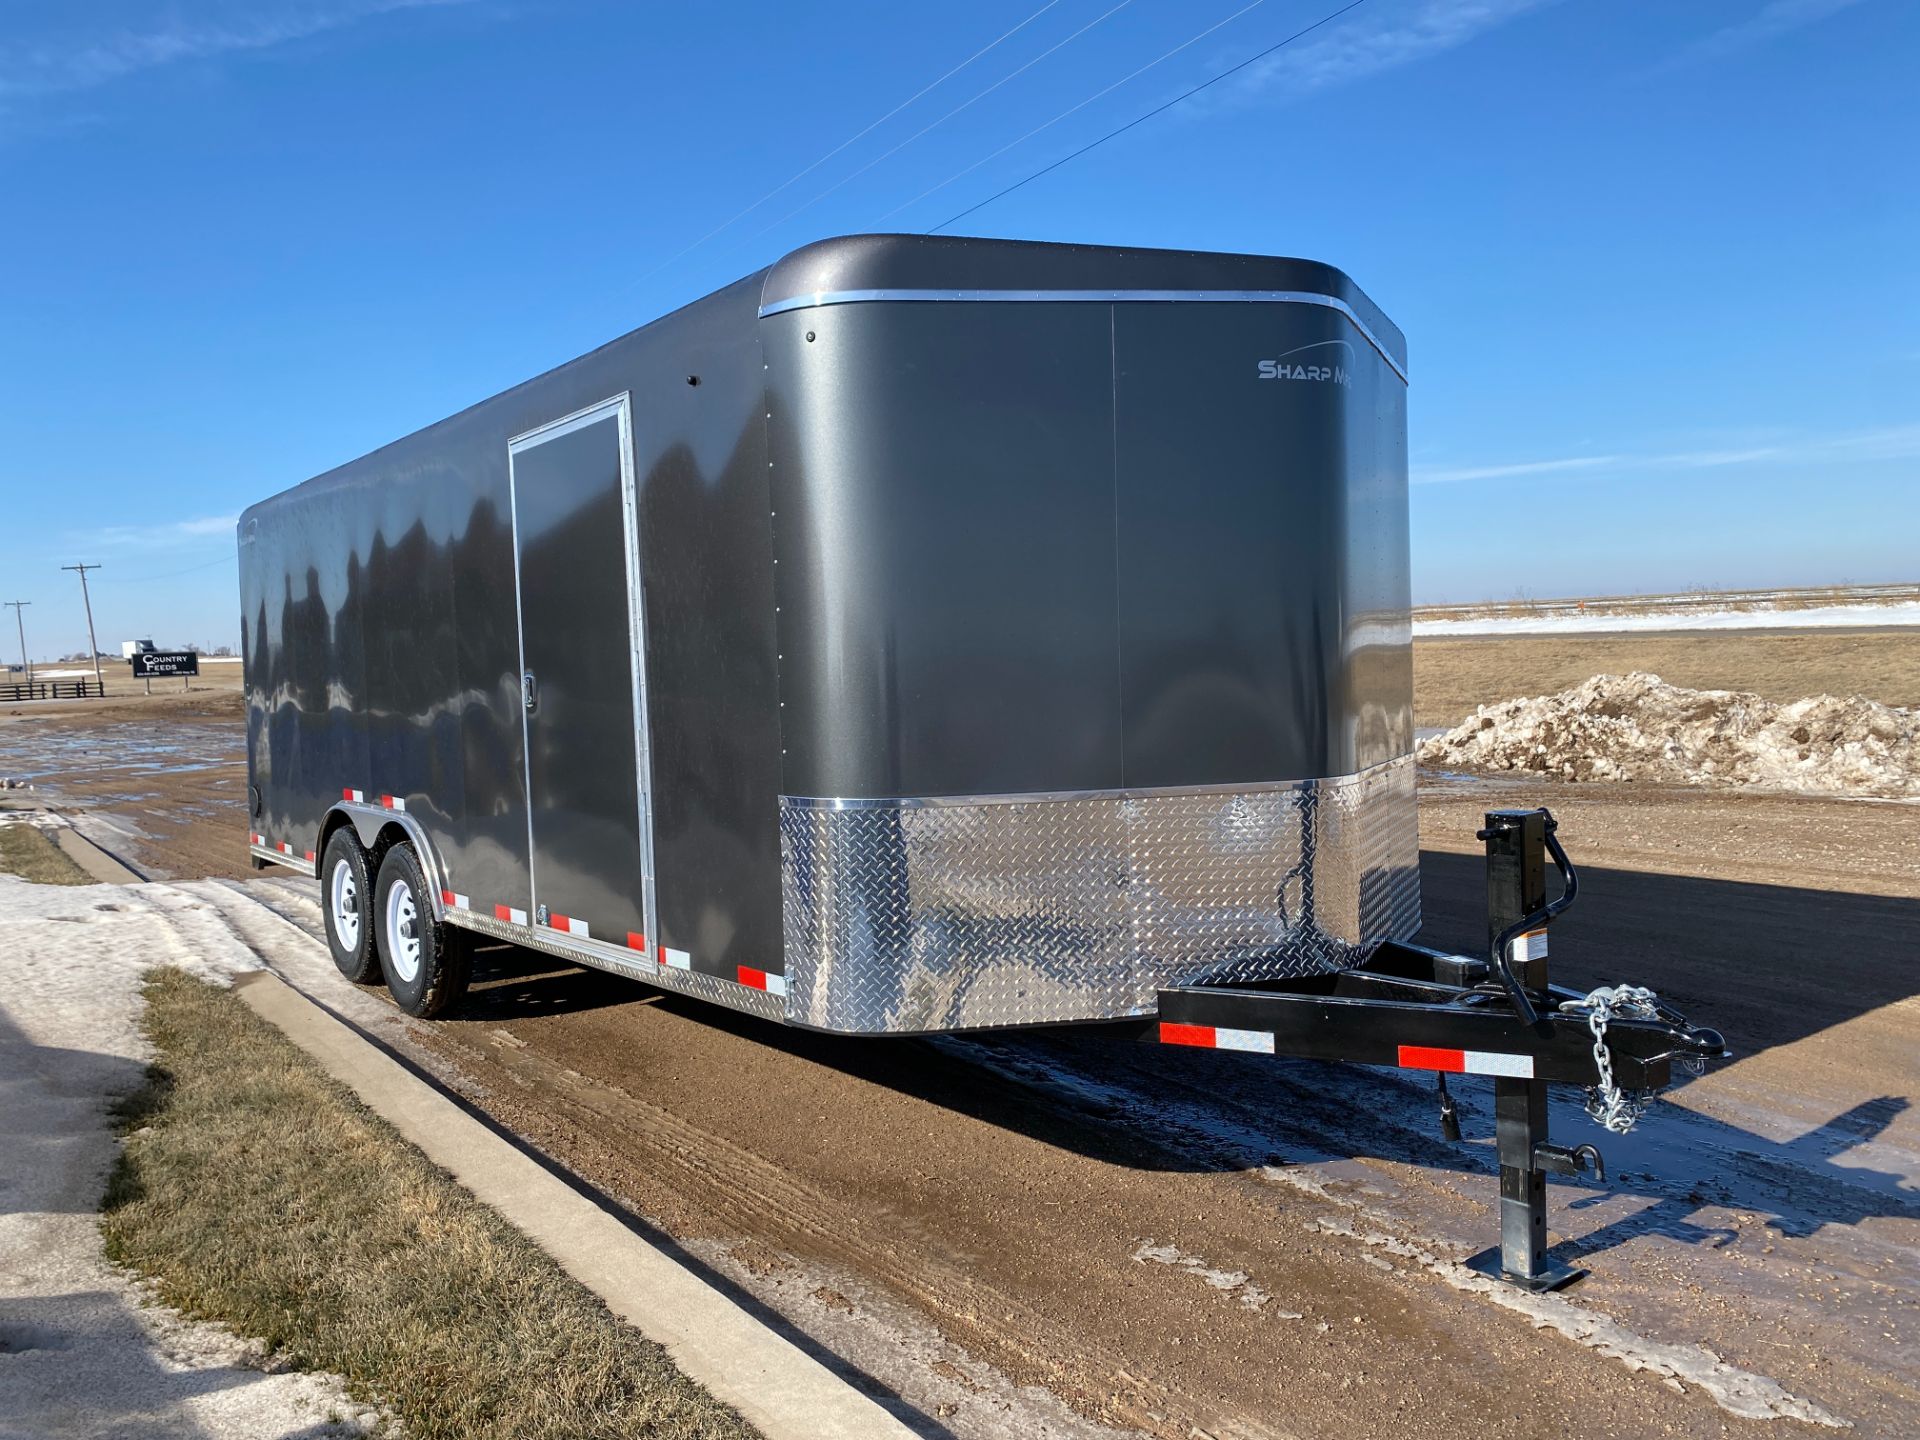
(1561, 984, 1660, 1134)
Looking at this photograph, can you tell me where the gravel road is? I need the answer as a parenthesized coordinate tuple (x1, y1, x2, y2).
(7, 653, 1916, 1439)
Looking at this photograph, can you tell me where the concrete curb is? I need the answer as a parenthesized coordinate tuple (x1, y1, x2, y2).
(54, 822, 145, 884)
(233, 970, 919, 1440)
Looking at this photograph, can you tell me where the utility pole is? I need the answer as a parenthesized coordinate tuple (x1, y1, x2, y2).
(3, 600, 29, 688)
(62, 563, 105, 696)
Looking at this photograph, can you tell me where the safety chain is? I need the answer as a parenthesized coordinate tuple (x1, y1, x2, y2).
(1559, 984, 1661, 1134)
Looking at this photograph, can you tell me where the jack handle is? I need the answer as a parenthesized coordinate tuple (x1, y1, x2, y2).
(1485, 809, 1579, 1028)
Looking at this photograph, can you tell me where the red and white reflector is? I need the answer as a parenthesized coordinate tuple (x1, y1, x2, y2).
(277, 841, 294, 855)
(626, 932, 648, 953)
(1397, 1045, 1534, 1079)
(736, 966, 787, 997)
(249, 832, 263, 846)
(379, 794, 405, 812)
(303, 849, 317, 862)
(659, 946, 692, 971)
(342, 788, 365, 803)
(1158, 1022, 1276, 1054)
(546, 913, 590, 940)
(493, 903, 528, 926)
(441, 890, 470, 910)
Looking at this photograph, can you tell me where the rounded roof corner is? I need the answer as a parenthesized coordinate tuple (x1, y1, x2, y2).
(756, 233, 1403, 370)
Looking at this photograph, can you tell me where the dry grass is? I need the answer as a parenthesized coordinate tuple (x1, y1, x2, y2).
(1413, 629, 1920, 730)
(0, 821, 94, 884)
(102, 969, 759, 1440)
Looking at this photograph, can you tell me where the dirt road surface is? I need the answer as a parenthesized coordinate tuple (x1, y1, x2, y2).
(7, 631, 1917, 1438)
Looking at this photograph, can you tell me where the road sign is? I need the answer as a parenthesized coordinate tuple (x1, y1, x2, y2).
(131, 650, 200, 678)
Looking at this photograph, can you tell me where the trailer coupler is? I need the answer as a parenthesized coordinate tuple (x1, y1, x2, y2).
(1153, 808, 1727, 1291)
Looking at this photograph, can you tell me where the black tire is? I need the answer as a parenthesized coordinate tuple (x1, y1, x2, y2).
(372, 843, 471, 1018)
(320, 829, 379, 984)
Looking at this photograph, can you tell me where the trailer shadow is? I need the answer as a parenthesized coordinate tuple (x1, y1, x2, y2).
(458, 942, 648, 1020)
(445, 851, 1920, 1269)
(1414, 849, 1920, 1067)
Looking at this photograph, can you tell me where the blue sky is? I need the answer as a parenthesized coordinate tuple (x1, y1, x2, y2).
(0, 0, 1913, 655)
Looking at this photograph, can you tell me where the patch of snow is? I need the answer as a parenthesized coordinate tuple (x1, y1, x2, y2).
(1130, 1242, 1283, 1314)
(1413, 601, 1920, 636)
(0, 871, 384, 1438)
(1312, 1218, 1849, 1427)
(1417, 672, 1919, 798)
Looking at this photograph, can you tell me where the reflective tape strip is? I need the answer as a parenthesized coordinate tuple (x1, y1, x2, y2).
(303, 849, 317, 862)
(1158, 1022, 1275, 1054)
(441, 890, 469, 910)
(1397, 1045, 1535, 1078)
(659, 946, 692, 970)
(626, 931, 648, 952)
(736, 966, 788, 997)
(1213, 1026, 1276, 1054)
(547, 914, 590, 940)
(380, 794, 405, 811)
(493, 903, 528, 926)
(249, 832, 263, 846)
(277, 841, 293, 855)
(342, 788, 364, 803)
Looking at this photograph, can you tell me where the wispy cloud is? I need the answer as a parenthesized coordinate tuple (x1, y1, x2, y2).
(1414, 424, 1920, 485)
(0, 0, 471, 99)
(1660, 0, 1870, 70)
(72, 513, 240, 549)
(1224, 0, 1555, 105)
(1413, 455, 1619, 484)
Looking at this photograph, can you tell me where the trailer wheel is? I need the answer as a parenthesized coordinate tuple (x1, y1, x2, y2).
(321, 830, 379, 983)
(373, 843, 471, 1018)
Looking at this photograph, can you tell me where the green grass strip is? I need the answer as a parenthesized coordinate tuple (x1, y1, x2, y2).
(103, 969, 760, 1440)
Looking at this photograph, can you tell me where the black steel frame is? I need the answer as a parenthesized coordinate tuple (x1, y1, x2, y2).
(1149, 808, 1726, 1289)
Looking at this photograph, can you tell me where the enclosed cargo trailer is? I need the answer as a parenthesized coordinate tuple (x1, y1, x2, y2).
(240, 234, 1720, 1287)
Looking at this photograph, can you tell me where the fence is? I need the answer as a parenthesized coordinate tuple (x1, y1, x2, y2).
(0, 679, 99, 702)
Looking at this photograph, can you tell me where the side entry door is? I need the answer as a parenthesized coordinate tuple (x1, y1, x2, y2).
(508, 395, 656, 954)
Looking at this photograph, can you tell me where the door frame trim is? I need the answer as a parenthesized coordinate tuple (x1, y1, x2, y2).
(505, 392, 656, 952)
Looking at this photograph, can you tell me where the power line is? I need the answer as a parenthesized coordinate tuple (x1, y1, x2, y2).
(926, 0, 1369, 234)
(94, 552, 236, 584)
(742, 0, 1141, 246)
(877, 0, 1273, 225)
(629, 0, 1070, 286)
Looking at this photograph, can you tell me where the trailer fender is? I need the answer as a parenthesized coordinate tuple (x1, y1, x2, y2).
(326, 802, 450, 923)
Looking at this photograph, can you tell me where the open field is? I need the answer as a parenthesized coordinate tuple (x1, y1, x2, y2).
(6, 656, 245, 701)
(1414, 582, 1920, 635)
(1414, 627, 1920, 729)
(3, 624, 1917, 1437)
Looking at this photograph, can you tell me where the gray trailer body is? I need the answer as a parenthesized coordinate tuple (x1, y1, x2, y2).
(239, 233, 1417, 1033)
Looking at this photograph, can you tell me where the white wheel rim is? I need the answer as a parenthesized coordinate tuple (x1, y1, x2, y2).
(329, 858, 360, 951)
(385, 878, 422, 984)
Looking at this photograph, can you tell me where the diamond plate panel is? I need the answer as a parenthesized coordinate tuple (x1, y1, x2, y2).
(779, 756, 1419, 1033)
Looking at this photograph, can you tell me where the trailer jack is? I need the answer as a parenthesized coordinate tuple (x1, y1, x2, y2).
(1153, 808, 1727, 1291)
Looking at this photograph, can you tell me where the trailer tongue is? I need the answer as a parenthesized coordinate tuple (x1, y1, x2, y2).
(1154, 806, 1726, 1291)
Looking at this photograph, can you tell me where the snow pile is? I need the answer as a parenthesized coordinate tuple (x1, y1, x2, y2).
(1417, 672, 1920, 798)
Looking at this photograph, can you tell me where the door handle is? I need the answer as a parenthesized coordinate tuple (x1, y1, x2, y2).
(522, 671, 538, 713)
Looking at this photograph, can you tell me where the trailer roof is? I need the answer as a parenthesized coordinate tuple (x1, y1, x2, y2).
(762, 233, 1404, 372)
(243, 233, 1402, 527)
